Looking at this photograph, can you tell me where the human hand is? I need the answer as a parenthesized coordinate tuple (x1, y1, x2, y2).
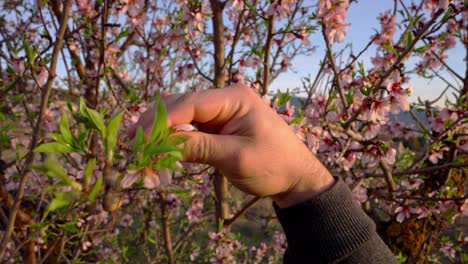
(134, 85, 334, 208)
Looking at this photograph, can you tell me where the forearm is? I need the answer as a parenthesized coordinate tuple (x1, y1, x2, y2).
(274, 177, 398, 264)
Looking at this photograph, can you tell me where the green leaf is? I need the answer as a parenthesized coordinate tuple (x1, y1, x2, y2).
(106, 111, 123, 160)
(278, 89, 291, 108)
(60, 222, 80, 233)
(84, 158, 96, 188)
(156, 151, 184, 169)
(34, 142, 74, 153)
(59, 113, 73, 144)
(115, 27, 129, 42)
(413, 44, 429, 54)
(48, 133, 67, 144)
(133, 126, 146, 153)
(86, 107, 106, 134)
(79, 97, 90, 119)
(144, 141, 180, 158)
(89, 175, 102, 202)
(23, 41, 35, 64)
(32, 159, 69, 183)
(149, 96, 168, 143)
(167, 133, 190, 146)
(42, 192, 72, 221)
(382, 43, 398, 55)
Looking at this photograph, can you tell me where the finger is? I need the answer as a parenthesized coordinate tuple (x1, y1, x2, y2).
(176, 131, 241, 166)
(163, 84, 255, 127)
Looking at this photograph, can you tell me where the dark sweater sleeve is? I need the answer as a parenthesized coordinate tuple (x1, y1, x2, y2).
(274, 177, 398, 264)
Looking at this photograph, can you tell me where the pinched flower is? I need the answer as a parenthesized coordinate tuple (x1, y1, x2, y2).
(121, 166, 160, 189)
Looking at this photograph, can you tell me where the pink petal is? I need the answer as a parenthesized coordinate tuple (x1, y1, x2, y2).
(174, 124, 195, 131)
(396, 213, 405, 223)
(143, 173, 160, 189)
(158, 169, 172, 186)
(121, 170, 140, 188)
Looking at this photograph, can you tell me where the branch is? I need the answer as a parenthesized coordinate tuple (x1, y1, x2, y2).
(322, 28, 349, 113)
(159, 192, 174, 264)
(369, 162, 468, 177)
(379, 159, 396, 192)
(262, 12, 275, 95)
(225, 196, 260, 229)
(327, 123, 365, 142)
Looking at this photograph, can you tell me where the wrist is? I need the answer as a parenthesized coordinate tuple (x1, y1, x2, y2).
(272, 162, 335, 208)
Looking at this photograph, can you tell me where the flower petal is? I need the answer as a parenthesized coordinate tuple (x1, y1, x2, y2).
(158, 169, 172, 186)
(143, 172, 160, 189)
(121, 170, 140, 188)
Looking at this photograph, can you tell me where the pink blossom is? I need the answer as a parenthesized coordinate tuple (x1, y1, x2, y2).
(121, 167, 160, 189)
(306, 127, 323, 154)
(318, 0, 350, 44)
(189, 249, 199, 261)
(336, 150, 356, 171)
(272, 231, 287, 254)
(76, 0, 95, 16)
(395, 206, 420, 222)
(373, 12, 397, 45)
(428, 116, 445, 132)
(165, 193, 181, 215)
(119, 213, 134, 227)
(10, 56, 27, 78)
(428, 147, 448, 164)
(458, 139, 468, 152)
(266, 1, 293, 19)
(460, 200, 468, 216)
(186, 198, 204, 223)
(81, 241, 92, 251)
(362, 143, 396, 167)
(353, 186, 368, 204)
(363, 122, 381, 140)
(400, 178, 424, 190)
(424, 0, 438, 12)
(360, 97, 390, 122)
(249, 242, 268, 260)
(386, 82, 411, 113)
(43, 107, 60, 132)
(439, 242, 455, 259)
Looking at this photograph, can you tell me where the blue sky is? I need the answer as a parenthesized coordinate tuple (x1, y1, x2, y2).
(270, 0, 465, 103)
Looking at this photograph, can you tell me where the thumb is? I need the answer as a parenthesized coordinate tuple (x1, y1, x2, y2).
(177, 131, 239, 167)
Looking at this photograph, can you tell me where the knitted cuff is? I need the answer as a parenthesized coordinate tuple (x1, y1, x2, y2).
(274, 177, 376, 263)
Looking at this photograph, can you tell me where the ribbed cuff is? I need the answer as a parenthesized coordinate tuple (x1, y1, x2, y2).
(274, 177, 376, 263)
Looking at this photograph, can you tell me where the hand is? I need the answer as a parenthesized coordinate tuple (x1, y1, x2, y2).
(135, 84, 334, 208)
